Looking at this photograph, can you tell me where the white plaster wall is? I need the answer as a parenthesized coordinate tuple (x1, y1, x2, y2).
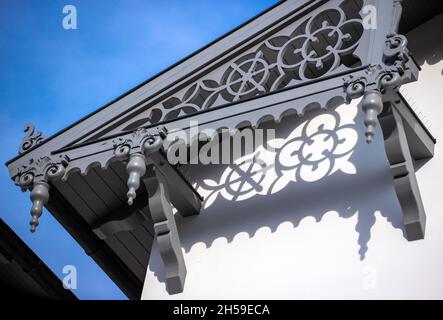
(142, 14, 443, 300)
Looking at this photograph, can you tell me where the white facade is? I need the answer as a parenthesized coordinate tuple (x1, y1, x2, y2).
(142, 13, 443, 300)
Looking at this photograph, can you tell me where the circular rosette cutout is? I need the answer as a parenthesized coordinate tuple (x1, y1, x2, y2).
(220, 51, 271, 102)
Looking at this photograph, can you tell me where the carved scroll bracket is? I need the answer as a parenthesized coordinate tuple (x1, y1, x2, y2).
(143, 173, 187, 294)
(112, 126, 202, 294)
(380, 104, 427, 240)
(19, 123, 45, 155)
(14, 154, 70, 232)
(344, 33, 411, 143)
(112, 126, 167, 205)
(112, 127, 192, 294)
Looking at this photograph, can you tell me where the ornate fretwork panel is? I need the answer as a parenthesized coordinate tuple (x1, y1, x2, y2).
(119, 0, 365, 132)
(7, 0, 436, 297)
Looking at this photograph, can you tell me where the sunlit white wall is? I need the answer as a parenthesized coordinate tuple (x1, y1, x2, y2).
(142, 13, 443, 300)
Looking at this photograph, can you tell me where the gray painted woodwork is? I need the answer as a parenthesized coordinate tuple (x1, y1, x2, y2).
(44, 185, 144, 299)
(399, 0, 443, 34)
(111, 126, 201, 292)
(380, 103, 428, 240)
(144, 173, 187, 294)
(4, 0, 436, 296)
(19, 123, 45, 155)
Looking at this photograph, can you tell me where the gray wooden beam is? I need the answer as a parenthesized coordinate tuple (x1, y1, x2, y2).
(393, 93, 435, 160)
(379, 103, 427, 240)
(143, 173, 187, 294)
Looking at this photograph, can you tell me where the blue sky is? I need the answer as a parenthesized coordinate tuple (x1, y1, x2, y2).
(0, 0, 278, 299)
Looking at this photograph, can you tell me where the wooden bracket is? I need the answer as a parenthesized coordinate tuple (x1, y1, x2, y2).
(143, 171, 187, 295)
(379, 103, 427, 240)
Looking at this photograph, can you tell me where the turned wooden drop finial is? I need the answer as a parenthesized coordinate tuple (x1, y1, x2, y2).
(29, 181, 50, 232)
(362, 90, 383, 144)
(126, 154, 146, 205)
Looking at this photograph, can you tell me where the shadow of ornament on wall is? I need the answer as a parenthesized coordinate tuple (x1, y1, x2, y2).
(171, 101, 404, 264)
(197, 102, 358, 207)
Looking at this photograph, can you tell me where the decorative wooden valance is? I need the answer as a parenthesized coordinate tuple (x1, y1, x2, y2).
(5, 0, 435, 295)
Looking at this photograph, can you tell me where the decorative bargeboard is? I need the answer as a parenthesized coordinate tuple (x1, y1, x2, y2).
(124, 1, 365, 126)
(6, 0, 435, 295)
